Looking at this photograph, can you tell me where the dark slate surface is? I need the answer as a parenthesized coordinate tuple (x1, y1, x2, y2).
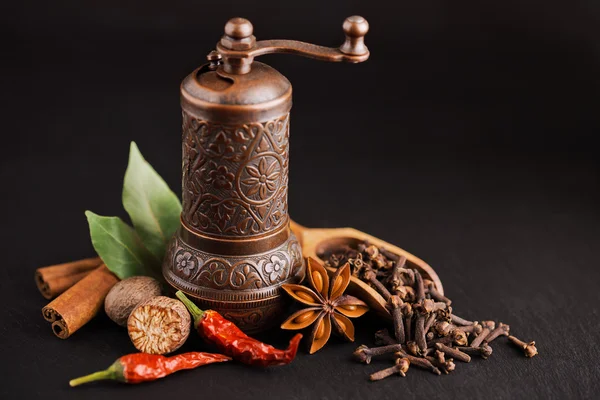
(1, 1, 599, 398)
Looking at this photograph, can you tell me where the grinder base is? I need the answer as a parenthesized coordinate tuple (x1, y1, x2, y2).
(163, 229, 305, 333)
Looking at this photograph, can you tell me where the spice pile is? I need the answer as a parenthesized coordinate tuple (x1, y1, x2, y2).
(320, 242, 538, 381)
(36, 267, 303, 386)
(34, 143, 303, 387)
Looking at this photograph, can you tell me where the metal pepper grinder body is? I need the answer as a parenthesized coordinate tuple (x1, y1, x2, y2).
(164, 16, 370, 333)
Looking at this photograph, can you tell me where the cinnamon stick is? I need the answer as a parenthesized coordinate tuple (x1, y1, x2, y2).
(42, 265, 118, 339)
(35, 257, 102, 299)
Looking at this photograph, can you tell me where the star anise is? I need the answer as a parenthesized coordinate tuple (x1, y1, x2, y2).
(281, 258, 369, 354)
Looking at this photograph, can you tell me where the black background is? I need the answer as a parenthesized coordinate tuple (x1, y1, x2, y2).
(1, 0, 599, 398)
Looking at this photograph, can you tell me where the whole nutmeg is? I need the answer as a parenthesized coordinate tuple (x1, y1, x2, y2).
(127, 296, 191, 355)
(104, 276, 161, 327)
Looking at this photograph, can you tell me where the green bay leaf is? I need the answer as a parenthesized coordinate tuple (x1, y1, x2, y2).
(122, 142, 182, 262)
(85, 211, 160, 280)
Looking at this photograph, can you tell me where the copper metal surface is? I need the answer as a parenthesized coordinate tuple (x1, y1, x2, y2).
(217, 16, 369, 74)
(163, 16, 370, 332)
(180, 62, 292, 124)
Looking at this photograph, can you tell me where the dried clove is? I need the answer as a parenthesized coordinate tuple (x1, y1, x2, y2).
(414, 309, 428, 352)
(402, 303, 413, 342)
(433, 329, 468, 347)
(508, 335, 538, 358)
(388, 295, 405, 343)
(435, 343, 471, 363)
(455, 322, 482, 335)
(406, 341, 422, 357)
(390, 255, 407, 290)
(434, 321, 453, 337)
(427, 282, 452, 305)
(414, 270, 425, 302)
(452, 329, 469, 346)
(416, 299, 434, 313)
(370, 357, 410, 381)
(450, 314, 474, 326)
(402, 269, 416, 286)
(456, 344, 493, 359)
(424, 312, 437, 334)
(372, 254, 389, 269)
(423, 347, 436, 357)
(353, 344, 403, 364)
(395, 352, 441, 375)
(379, 247, 399, 262)
(363, 269, 392, 301)
(364, 245, 379, 260)
(470, 321, 495, 348)
(426, 351, 455, 374)
(441, 358, 456, 374)
(485, 322, 510, 343)
(395, 285, 415, 302)
(357, 242, 368, 253)
(436, 308, 452, 323)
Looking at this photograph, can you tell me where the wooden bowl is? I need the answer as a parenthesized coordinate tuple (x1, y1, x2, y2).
(290, 220, 443, 321)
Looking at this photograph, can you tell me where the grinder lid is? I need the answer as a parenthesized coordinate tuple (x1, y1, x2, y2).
(180, 61, 292, 124)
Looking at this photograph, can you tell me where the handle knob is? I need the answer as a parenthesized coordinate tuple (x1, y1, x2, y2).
(340, 16, 369, 56)
(222, 17, 256, 51)
(224, 17, 253, 39)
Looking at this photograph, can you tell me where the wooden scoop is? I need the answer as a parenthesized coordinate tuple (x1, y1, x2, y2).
(290, 220, 444, 320)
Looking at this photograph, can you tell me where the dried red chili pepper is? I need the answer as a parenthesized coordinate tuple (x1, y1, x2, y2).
(176, 291, 302, 367)
(69, 352, 231, 386)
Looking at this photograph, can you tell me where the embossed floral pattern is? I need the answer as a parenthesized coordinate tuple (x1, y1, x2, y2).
(208, 131, 234, 156)
(243, 158, 280, 199)
(206, 162, 235, 190)
(197, 260, 229, 288)
(264, 255, 286, 282)
(209, 200, 236, 231)
(175, 251, 197, 276)
(164, 232, 304, 333)
(181, 113, 290, 236)
(166, 237, 303, 291)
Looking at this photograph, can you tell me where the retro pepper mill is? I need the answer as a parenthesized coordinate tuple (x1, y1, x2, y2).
(163, 16, 370, 332)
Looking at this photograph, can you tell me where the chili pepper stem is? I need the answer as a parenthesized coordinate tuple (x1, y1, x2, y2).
(69, 365, 119, 387)
(176, 291, 205, 323)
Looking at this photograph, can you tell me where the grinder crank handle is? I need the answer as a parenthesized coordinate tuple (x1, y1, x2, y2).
(216, 16, 370, 74)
